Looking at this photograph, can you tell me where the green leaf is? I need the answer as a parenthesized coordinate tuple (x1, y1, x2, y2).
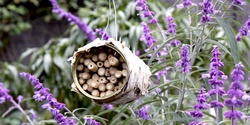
(216, 18, 240, 64)
(186, 89, 197, 102)
(18, 48, 37, 62)
(43, 52, 52, 74)
(206, 39, 230, 54)
(53, 55, 65, 70)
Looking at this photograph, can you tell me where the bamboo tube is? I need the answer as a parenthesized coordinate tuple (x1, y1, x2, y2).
(98, 83, 106, 92)
(98, 53, 107, 61)
(84, 52, 92, 59)
(92, 55, 98, 62)
(87, 86, 93, 92)
(108, 56, 119, 66)
(105, 69, 111, 77)
(106, 83, 114, 91)
(92, 74, 99, 81)
(77, 64, 84, 71)
(122, 69, 127, 77)
(98, 67, 105, 76)
(104, 60, 111, 68)
(91, 89, 100, 97)
(99, 77, 107, 84)
(118, 82, 124, 88)
(90, 80, 99, 88)
(119, 56, 125, 63)
(115, 70, 122, 78)
(87, 79, 93, 86)
(82, 84, 88, 90)
(84, 59, 92, 66)
(110, 67, 117, 75)
(82, 72, 91, 79)
(84, 68, 90, 73)
(114, 86, 120, 92)
(79, 78, 86, 84)
(78, 73, 83, 78)
(106, 90, 114, 96)
(100, 92, 106, 97)
(109, 76, 117, 84)
(122, 63, 127, 69)
(79, 58, 84, 63)
(107, 48, 112, 53)
(97, 61, 104, 67)
(88, 62, 98, 72)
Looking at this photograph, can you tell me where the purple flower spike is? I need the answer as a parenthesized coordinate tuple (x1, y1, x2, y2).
(168, 40, 181, 47)
(200, 0, 217, 23)
(176, 45, 191, 73)
(102, 104, 113, 110)
(95, 29, 111, 40)
(206, 46, 226, 108)
(0, 82, 13, 104)
(224, 63, 250, 123)
(189, 87, 208, 125)
(20, 72, 76, 125)
(49, 0, 96, 41)
(233, 0, 247, 5)
(140, 22, 157, 48)
(236, 16, 250, 42)
(136, 105, 149, 120)
(176, 0, 196, 9)
(167, 16, 177, 35)
(84, 117, 101, 125)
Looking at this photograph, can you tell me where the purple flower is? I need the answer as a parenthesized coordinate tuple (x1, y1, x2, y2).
(102, 104, 113, 110)
(17, 95, 23, 103)
(206, 46, 226, 109)
(29, 109, 37, 120)
(0, 82, 12, 104)
(135, 50, 140, 56)
(176, 0, 196, 9)
(136, 105, 149, 120)
(148, 18, 158, 24)
(176, 45, 191, 73)
(141, 22, 157, 48)
(84, 117, 101, 125)
(233, 0, 247, 5)
(95, 29, 111, 40)
(189, 87, 208, 124)
(154, 69, 167, 82)
(168, 40, 181, 47)
(20, 72, 76, 125)
(167, 16, 177, 35)
(236, 16, 250, 42)
(49, 0, 96, 41)
(200, 0, 217, 23)
(224, 63, 249, 123)
(135, 0, 158, 24)
(224, 110, 243, 120)
(155, 88, 161, 94)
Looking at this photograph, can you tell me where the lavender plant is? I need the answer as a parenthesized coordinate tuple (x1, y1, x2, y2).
(2, 0, 250, 125)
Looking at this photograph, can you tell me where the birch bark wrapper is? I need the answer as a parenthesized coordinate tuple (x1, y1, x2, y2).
(68, 38, 152, 105)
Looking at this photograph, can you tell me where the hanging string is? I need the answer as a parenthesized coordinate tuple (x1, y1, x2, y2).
(112, 0, 118, 41)
(102, 0, 111, 40)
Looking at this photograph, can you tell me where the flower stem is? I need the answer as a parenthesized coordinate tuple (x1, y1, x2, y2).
(216, 85, 219, 125)
(64, 107, 84, 125)
(191, 23, 206, 65)
(173, 75, 187, 125)
(10, 99, 34, 125)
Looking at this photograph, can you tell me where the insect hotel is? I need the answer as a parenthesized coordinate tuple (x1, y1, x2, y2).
(68, 38, 152, 105)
